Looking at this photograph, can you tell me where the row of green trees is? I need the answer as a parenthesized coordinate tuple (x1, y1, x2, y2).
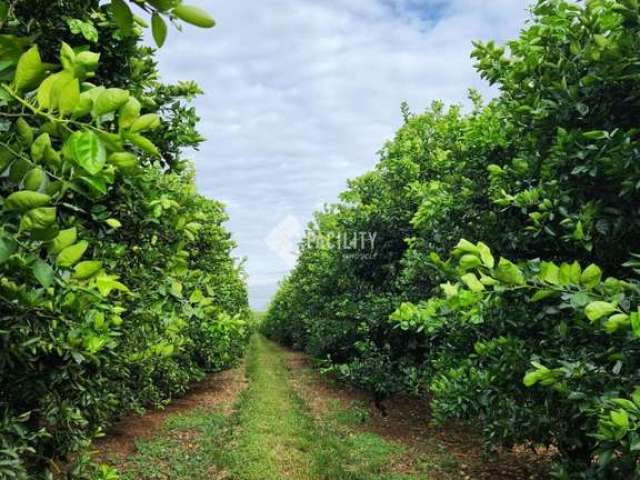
(263, 0, 640, 477)
(0, 1, 250, 478)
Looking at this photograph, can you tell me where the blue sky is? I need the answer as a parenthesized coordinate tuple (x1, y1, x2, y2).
(149, 0, 531, 309)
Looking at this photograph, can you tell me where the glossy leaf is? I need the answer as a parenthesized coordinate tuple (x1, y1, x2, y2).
(32, 260, 54, 288)
(14, 45, 44, 92)
(49, 227, 77, 255)
(5, 191, 51, 211)
(56, 240, 88, 268)
(151, 13, 167, 48)
(172, 4, 216, 28)
(65, 130, 106, 175)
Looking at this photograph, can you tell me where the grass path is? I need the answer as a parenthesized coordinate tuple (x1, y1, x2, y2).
(222, 335, 317, 479)
(99, 335, 549, 480)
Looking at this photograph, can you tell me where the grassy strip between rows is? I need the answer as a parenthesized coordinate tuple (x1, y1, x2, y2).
(116, 335, 434, 480)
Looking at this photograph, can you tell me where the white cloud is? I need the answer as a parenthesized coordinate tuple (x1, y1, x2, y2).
(148, 0, 531, 309)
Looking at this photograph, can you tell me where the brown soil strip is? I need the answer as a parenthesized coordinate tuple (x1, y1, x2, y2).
(93, 363, 247, 462)
(283, 349, 552, 480)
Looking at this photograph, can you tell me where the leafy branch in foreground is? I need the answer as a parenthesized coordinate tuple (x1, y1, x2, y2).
(0, 2, 249, 479)
(391, 239, 640, 477)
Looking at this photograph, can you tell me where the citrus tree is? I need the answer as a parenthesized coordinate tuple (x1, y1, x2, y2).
(264, 1, 640, 477)
(0, 2, 250, 478)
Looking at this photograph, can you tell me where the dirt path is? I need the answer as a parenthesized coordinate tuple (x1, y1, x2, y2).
(95, 335, 550, 479)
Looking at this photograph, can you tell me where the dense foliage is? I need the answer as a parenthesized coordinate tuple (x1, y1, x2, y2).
(264, 0, 640, 477)
(0, 1, 249, 478)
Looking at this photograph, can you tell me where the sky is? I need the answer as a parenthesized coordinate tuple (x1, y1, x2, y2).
(148, 0, 532, 310)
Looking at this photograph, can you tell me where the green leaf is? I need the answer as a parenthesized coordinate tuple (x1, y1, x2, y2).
(67, 18, 100, 43)
(49, 227, 77, 255)
(60, 42, 76, 72)
(130, 113, 161, 133)
(611, 399, 637, 411)
(108, 151, 138, 169)
(559, 263, 573, 285)
(479, 272, 498, 286)
(523, 370, 541, 387)
(585, 301, 617, 322)
(58, 78, 80, 116)
(476, 241, 494, 269)
(605, 313, 629, 333)
(5, 191, 51, 211)
(36, 74, 56, 110)
(96, 272, 129, 296)
(574, 220, 584, 240)
(459, 254, 482, 270)
(118, 97, 141, 129)
(0, 147, 12, 172)
(75, 51, 100, 73)
(538, 262, 560, 285)
(487, 164, 503, 175)
(580, 264, 602, 289)
(71, 86, 101, 118)
(78, 175, 107, 195)
(440, 282, 458, 299)
(20, 207, 56, 231)
(16, 117, 34, 145)
(73, 92, 94, 118)
(134, 14, 149, 28)
(56, 240, 88, 268)
(84, 335, 108, 354)
(630, 311, 640, 338)
(148, 0, 176, 11)
(111, 0, 134, 36)
(569, 261, 582, 284)
(94, 88, 130, 117)
(152, 13, 168, 48)
(105, 218, 122, 229)
(32, 259, 54, 288)
(583, 130, 608, 140)
(460, 273, 485, 292)
(65, 131, 106, 175)
(22, 168, 47, 191)
(170, 280, 183, 297)
(72, 260, 103, 280)
(172, 4, 216, 28)
(30, 225, 59, 242)
(41, 71, 75, 112)
(189, 288, 204, 303)
(0, 236, 17, 264)
(126, 133, 160, 156)
(97, 131, 124, 152)
(9, 158, 30, 183)
(494, 258, 525, 285)
(14, 45, 45, 92)
(531, 289, 555, 302)
(43, 147, 61, 168)
(610, 409, 629, 429)
(31, 133, 51, 162)
(454, 238, 479, 256)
